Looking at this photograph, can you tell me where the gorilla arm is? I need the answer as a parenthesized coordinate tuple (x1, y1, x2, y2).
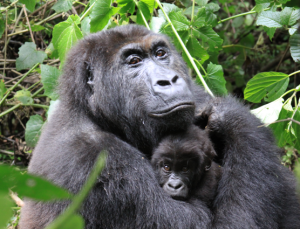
(19, 111, 211, 229)
(195, 96, 300, 229)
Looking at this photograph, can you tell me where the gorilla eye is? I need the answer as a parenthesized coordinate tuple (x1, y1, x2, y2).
(156, 49, 167, 58)
(129, 57, 142, 65)
(164, 164, 170, 171)
(182, 167, 188, 172)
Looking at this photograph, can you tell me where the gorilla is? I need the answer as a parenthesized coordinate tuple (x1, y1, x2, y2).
(19, 25, 300, 229)
(151, 125, 221, 207)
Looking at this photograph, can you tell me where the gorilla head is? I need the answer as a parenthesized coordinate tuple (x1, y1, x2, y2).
(151, 125, 220, 203)
(60, 25, 198, 153)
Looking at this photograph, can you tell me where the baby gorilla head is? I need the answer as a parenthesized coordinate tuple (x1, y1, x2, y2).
(151, 125, 220, 202)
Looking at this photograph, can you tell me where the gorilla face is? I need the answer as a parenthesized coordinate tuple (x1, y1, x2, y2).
(60, 26, 196, 152)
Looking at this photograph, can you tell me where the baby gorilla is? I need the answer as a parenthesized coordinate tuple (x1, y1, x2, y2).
(151, 125, 221, 206)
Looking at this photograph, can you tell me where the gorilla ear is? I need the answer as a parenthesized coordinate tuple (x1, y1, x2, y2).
(85, 61, 94, 89)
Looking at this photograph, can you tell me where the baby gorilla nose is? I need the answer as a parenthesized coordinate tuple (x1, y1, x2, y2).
(168, 179, 183, 190)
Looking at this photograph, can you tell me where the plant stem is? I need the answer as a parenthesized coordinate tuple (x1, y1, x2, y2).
(193, 58, 207, 75)
(155, 0, 214, 97)
(222, 44, 256, 50)
(288, 70, 300, 77)
(218, 8, 270, 24)
(32, 87, 44, 98)
(0, 104, 21, 118)
(191, 0, 195, 23)
(0, 63, 39, 106)
(133, 0, 150, 30)
(79, 1, 96, 21)
(45, 153, 107, 229)
(1, 0, 19, 12)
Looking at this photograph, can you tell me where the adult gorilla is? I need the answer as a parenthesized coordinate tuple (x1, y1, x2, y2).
(19, 25, 300, 228)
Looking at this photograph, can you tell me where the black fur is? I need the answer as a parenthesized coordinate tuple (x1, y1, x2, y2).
(151, 125, 221, 207)
(19, 25, 300, 229)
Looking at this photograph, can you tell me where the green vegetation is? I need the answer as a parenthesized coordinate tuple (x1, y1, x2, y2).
(0, 0, 299, 228)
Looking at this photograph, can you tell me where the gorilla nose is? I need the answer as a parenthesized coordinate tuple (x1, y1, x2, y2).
(168, 180, 183, 190)
(152, 73, 189, 97)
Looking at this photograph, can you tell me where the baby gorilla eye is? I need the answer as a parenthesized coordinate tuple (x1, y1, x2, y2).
(164, 164, 171, 171)
(129, 57, 142, 65)
(156, 49, 167, 58)
(182, 167, 189, 172)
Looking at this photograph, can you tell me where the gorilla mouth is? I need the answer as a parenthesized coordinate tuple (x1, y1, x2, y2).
(149, 102, 195, 118)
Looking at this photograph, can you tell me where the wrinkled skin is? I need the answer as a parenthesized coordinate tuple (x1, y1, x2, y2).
(151, 125, 221, 207)
(19, 25, 300, 229)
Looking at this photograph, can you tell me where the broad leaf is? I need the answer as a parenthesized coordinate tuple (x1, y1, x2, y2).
(280, 7, 300, 26)
(119, 1, 135, 15)
(51, 0, 73, 13)
(19, 0, 36, 12)
(0, 165, 71, 201)
(16, 42, 47, 71)
(81, 17, 91, 36)
(0, 79, 7, 100)
(253, 3, 270, 13)
(192, 7, 206, 28)
(185, 36, 209, 63)
(251, 98, 283, 124)
(14, 90, 33, 105)
(194, 26, 223, 50)
(257, 11, 282, 28)
(30, 25, 45, 32)
(52, 15, 83, 64)
(289, 32, 300, 63)
(41, 65, 61, 100)
(63, 214, 85, 229)
(90, 0, 119, 33)
(0, 195, 13, 229)
(203, 63, 227, 96)
(158, 3, 180, 19)
(244, 72, 289, 103)
(263, 26, 276, 40)
(25, 115, 44, 147)
(169, 11, 190, 31)
(136, 1, 151, 26)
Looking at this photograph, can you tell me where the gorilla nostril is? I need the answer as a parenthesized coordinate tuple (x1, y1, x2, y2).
(168, 182, 182, 190)
(174, 183, 182, 189)
(157, 80, 171, 86)
(172, 75, 179, 83)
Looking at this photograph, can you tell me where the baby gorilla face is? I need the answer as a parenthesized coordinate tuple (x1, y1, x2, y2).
(159, 156, 198, 199)
(152, 126, 215, 200)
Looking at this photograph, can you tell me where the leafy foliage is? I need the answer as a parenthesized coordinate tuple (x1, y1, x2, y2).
(0, 0, 299, 227)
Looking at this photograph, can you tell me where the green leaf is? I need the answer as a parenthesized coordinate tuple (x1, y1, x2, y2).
(169, 11, 190, 31)
(194, 26, 223, 50)
(19, 0, 36, 12)
(51, 0, 72, 13)
(280, 7, 300, 26)
(158, 3, 180, 19)
(205, 3, 220, 12)
(0, 165, 71, 201)
(289, 23, 299, 36)
(256, 11, 282, 28)
(0, 79, 7, 100)
(136, 1, 151, 26)
(140, 0, 156, 14)
(14, 90, 33, 105)
(16, 42, 47, 71)
(203, 63, 227, 96)
(186, 36, 209, 63)
(64, 214, 85, 229)
(90, 0, 119, 33)
(52, 15, 83, 64)
(192, 7, 206, 28)
(41, 65, 61, 100)
(253, 3, 270, 13)
(293, 110, 300, 150)
(290, 32, 300, 63)
(0, 194, 13, 229)
(81, 17, 91, 37)
(251, 98, 283, 124)
(244, 72, 289, 103)
(195, 0, 208, 7)
(30, 24, 45, 32)
(119, 1, 135, 14)
(0, 19, 5, 39)
(269, 108, 293, 147)
(263, 26, 276, 40)
(25, 115, 44, 147)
